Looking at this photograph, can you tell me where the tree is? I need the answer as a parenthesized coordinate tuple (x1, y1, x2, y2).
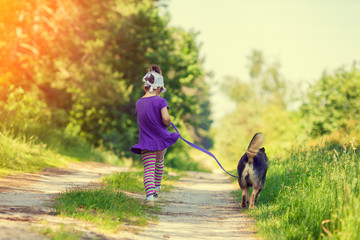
(0, 0, 212, 167)
(212, 50, 303, 163)
(247, 49, 287, 106)
(301, 66, 360, 139)
(248, 49, 264, 80)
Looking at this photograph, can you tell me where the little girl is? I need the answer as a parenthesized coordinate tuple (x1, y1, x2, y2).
(130, 65, 180, 205)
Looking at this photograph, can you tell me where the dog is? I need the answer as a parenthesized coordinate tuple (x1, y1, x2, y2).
(237, 133, 268, 209)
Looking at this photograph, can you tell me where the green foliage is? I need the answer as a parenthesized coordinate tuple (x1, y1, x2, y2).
(0, 87, 50, 131)
(240, 141, 360, 239)
(248, 50, 264, 79)
(166, 148, 205, 171)
(0, 0, 212, 169)
(0, 0, 40, 91)
(301, 66, 360, 141)
(247, 49, 287, 106)
(212, 51, 304, 168)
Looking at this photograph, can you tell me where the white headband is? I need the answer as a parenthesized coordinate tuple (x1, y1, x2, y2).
(142, 71, 167, 93)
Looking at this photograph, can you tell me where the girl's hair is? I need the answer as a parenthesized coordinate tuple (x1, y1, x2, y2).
(146, 65, 162, 74)
(144, 65, 162, 91)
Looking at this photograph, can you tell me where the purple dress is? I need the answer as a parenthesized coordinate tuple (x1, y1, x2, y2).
(130, 96, 180, 154)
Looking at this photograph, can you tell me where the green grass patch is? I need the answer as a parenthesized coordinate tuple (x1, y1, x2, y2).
(41, 225, 82, 240)
(54, 169, 180, 233)
(103, 171, 145, 193)
(54, 187, 156, 232)
(234, 141, 360, 239)
(103, 169, 181, 193)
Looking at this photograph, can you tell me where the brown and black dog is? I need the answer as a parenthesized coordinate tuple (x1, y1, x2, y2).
(237, 133, 268, 209)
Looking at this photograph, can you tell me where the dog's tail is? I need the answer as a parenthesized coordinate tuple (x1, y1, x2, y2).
(246, 133, 264, 163)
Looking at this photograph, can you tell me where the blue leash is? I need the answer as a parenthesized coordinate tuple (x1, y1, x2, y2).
(171, 123, 238, 179)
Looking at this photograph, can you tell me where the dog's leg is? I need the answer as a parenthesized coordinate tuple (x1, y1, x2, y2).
(245, 187, 250, 206)
(249, 186, 262, 209)
(249, 191, 256, 209)
(254, 187, 263, 203)
(241, 187, 249, 208)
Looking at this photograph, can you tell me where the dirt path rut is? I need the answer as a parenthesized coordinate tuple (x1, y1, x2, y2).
(121, 171, 258, 240)
(0, 163, 259, 240)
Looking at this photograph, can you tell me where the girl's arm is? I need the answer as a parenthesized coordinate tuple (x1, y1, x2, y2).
(161, 107, 171, 127)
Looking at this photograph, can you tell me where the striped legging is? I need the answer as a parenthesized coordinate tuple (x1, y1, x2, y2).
(141, 149, 167, 197)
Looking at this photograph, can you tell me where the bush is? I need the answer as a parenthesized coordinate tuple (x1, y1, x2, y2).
(0, 87, 51, 132)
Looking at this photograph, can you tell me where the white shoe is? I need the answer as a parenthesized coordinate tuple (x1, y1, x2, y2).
(146, 194, 155, 201)
(146, 194, 155, 206)
(154, 186, 161, 198)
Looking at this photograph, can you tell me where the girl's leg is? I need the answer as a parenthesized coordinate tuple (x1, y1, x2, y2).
(154, 149, 167, 189)
(141, 150, 157, 197)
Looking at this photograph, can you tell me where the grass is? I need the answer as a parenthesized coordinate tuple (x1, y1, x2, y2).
(54, 187, 155, 232)
(41, 225, 82, 240)
(0, 129, 122, 177)
(234, 140, 360, 239)
(0, 131, 71, 176)
(53, 169, 181, 234)
(103, 169, 181, 193)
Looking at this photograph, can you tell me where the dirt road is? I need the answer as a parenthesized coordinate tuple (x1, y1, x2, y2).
(121, 171, 258, 240)
(0, 163, 259, 240)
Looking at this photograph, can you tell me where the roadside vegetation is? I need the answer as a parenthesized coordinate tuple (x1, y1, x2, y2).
(216, 52, 359, 239)
(235, 140, 359, 239)
(0, 129, 121, 177)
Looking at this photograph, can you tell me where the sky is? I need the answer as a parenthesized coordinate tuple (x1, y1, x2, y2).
(166, 0, 360, 122)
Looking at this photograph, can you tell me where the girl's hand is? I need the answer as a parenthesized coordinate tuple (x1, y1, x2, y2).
(161, 107, 171, 127)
